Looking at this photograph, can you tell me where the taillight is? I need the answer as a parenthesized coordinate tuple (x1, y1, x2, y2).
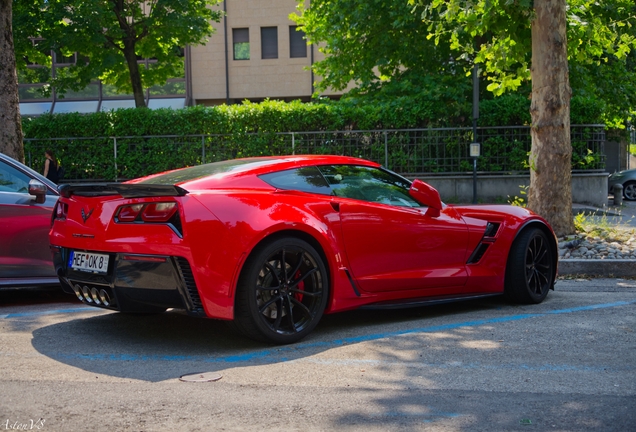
(55, 202, 68, 219)
(141, 202, 178, 222)
(117, 204, 144, 222)
(115, 202, 178, 223)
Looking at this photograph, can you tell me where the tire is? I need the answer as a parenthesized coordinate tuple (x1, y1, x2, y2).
(233, 237, 329, 344)
(623, 181, 636, 201)
(504, 227, 555, 304)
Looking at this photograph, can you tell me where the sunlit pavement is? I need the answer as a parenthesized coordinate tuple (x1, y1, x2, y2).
(1, 281, 634, 431)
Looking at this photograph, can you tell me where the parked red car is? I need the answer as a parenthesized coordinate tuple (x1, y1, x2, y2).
(0, 152, 59, 288)
(50, 155, 557, 343)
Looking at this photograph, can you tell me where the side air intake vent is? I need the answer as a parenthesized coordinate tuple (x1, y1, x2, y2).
(467, 222, 500, 264)
(484, 222, 500, 238)
(467, 243, 490, 264)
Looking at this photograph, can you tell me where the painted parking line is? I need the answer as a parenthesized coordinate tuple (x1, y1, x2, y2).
(16, 299, 635, 365)
(0, 307, 98, 319)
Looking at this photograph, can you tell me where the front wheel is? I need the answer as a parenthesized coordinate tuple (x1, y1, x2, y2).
(623, 181, 636, 201)
(504, 227, 555, 304)
(233, 237, 329, 344)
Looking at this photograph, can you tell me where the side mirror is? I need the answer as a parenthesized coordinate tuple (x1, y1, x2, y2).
(28, 179, 48, 204)
(409, 179, 442, 217)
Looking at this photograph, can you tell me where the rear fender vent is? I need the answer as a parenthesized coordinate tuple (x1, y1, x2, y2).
(175, 257, 205, 316)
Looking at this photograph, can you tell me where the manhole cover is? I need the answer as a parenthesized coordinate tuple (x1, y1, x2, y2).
(179, 372, 223, 383)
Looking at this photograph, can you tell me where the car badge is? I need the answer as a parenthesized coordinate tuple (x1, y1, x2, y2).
(81, 207, 94, 223)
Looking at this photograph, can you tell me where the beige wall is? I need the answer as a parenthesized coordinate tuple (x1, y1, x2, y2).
(191, 0, 340, 105)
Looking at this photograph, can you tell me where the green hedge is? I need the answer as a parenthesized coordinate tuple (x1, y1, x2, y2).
(22, 94, 606, 138)
(21, 95, 607, 180)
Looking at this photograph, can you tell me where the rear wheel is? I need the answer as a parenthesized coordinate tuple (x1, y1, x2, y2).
(623, 181, 636, 201)
(504, 227, 555, 304)
(234, 237, 329, 344)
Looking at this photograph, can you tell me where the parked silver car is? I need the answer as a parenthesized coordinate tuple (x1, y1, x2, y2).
(0, 153, 60, 288)
(609, 168, 636, 201)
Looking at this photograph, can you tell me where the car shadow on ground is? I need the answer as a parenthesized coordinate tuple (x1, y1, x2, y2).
(29, 295, 510, 383)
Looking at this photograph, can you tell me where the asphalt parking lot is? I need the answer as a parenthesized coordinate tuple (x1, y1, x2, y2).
(1, 279, 635, 431)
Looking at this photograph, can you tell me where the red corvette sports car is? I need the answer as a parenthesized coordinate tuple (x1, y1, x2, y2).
(50, 155, 557, 344)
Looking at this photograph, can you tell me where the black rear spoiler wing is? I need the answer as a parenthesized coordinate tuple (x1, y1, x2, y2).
(59, 183, 189, 198)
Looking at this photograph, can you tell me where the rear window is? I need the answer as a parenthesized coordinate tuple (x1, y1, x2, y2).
(138, 158, 280, 185)
(259, 167, 331, 195)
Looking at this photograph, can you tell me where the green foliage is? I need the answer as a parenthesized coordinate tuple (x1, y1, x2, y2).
(478, 94, 531, 127)
(292, 0, 469, 99)
(415, 0, 636, 127)
(291, 0, 635, 129)
(508, 185, 529, 207)
(26, 94, 604, 139)
(570, 52, 636, 128)
(573, 211, 636, 236)
(419, 0, 534, 96)
(573, 212, 587, 232)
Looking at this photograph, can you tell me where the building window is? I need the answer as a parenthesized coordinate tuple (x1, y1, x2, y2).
(289, 26, 307, 58)
(233, 28, 250, 60)
(261, 27, 278, 59)
(54, 49, 77, 66)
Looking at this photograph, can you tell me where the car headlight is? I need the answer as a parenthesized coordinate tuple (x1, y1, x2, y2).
(609, 172, 623, 180)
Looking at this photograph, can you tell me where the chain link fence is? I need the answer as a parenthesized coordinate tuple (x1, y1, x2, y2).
(24, 125, 606, 182)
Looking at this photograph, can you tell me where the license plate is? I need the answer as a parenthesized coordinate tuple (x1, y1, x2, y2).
(69, 251, 110, 274)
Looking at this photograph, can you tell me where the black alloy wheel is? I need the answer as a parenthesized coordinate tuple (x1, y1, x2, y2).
(234, 237, 328, 344)
(504, 227, 555, 304)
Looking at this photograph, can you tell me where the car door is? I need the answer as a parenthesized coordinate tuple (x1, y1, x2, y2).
(0, 157, 58, 283)
(320, 165, 469, 293)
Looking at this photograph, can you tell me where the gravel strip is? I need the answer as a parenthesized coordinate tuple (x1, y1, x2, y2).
(558, 231, 636, 260)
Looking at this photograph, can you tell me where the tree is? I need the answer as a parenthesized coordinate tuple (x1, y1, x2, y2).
(15, 0, 223, 108)
(0, 0, 24, 161)
(418, 0, 635, 236)
(528, 0, 573, 236)
(292, 0, 478, 126)
(293, 0, 462, 94)
(295, 0, 636, 127)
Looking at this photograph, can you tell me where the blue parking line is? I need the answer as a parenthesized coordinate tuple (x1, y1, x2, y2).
(0, 307, 97, 319)
(11, 299, 633, 365)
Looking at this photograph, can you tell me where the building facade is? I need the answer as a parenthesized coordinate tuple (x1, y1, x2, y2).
(193, 0, 336, 105)
(18, 0, 342, 115)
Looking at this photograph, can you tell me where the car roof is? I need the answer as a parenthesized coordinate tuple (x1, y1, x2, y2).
(132, 155, 381, 189)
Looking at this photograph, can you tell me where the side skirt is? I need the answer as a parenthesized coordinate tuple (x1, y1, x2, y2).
(359, 293, 502, 310)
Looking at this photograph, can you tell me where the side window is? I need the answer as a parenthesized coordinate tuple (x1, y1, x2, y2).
(289, 26, 307, 58)
(261, 27, 278, 59)
(259, 166, 331, 195)
(0, 161, 31, 193)
(233, 28, 250, 60)
(319, 165, 419, 207)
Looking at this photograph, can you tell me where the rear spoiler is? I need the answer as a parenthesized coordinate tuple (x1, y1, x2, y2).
(59, 183, 189, 198)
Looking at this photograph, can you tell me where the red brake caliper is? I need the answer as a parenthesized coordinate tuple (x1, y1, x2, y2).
(294, 270, 304, 302)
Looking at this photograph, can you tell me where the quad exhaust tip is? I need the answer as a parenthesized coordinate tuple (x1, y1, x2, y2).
(99, 289, 111, 306)
(72, 284, 114, 307)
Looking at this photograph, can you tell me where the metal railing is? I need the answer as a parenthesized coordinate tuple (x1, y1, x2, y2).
(23, 125, 606, 182)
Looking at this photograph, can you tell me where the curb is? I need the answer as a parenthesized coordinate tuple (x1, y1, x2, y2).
(558, 259, 636, 278)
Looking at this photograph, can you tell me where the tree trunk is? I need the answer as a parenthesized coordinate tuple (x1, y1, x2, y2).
(123, 40, 147, 108)
(528, 0, 574, 237)
(0, 0, 25, 162)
